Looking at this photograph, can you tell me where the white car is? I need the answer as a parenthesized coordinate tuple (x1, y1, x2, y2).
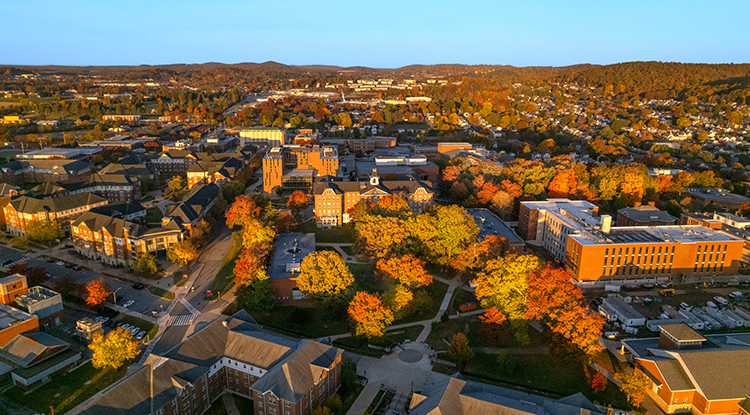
(99, 317, 109, 323)
(121, 324, 131, 330)
(130, 327, 140, 335)
(123, 300, 135, 308)
(137, 330, 147, 339)
(55, 261, 65, 266)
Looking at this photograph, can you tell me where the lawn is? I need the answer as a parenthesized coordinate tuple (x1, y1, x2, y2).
(333, 325, 424, 357)
(233, 394, 255, 414)
(5, 363, 128, 415)
(148, 285, 175, 301)
(437, 352, 631, 409)
(349, 263, 384, 293)
(340, 245, 354, 256)
(425, 316, 544, 352)
(296, 221, 356, 243)
(146, 207, 163, 228)
(203, 399, 229, 415)
(173, 272, 188, 287)
(249, 306, 350, 338)
(208, 241, 242, 299)
(118, 315, 158, 340)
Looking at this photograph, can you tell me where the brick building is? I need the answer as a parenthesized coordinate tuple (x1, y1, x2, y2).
(4, 192, 108, 237)
(72, 211, 185, 266)
(312, 173, 433, 227)
(0, 159, 94, 184)
(616, 204, 677, 227)
(564, 225, 745, 287)
(78, 312, 342, 415)
(0, 274, 28, 305)
(262, 145, 339, 193)
(0, 304, 39, 347)
(623, 324, 750, 415)
(163, 184, 221, 237)
(186, 157, 244, 189)
(239, 127, 286, 148)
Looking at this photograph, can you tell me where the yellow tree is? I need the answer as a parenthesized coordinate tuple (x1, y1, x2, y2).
(348, 292, 394, 338)
(167, 240, 199, 266)
(616, 372, 651, 407)
(474, 254, 540, 344)
(297, 251, 354, 306)
(354, 217, 408, 259)
(84, 278, 111, 308)
(381, 284, 413, 313)
(89, 327, 140, 369)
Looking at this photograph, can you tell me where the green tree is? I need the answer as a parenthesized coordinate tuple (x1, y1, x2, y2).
(132, 253, 159, 278)
(297, 251, 354, 307)
(221, 180, 246, 204)
(25, 220, 62, 245)
(242, 274, 277, 311)
(448, 332, 474, 369)
(407, 205, 479, 267)
(495, 350, 517, 373)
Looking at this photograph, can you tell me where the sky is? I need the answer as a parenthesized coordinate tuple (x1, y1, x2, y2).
(2, 0, 749, 68)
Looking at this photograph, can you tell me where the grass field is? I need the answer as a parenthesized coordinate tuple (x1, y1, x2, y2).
(250, 306, 350, 338)
(5, 363, 127, 414)
(296, 221, 356, 243)
(148, 285, 175, 300)
(208, 241, 241, 299)
(392, 280, 449, 325)
(348, 263, 383, 293)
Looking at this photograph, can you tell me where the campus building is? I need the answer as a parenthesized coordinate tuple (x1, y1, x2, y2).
(623, 324, 750, 415)
(616, 204, 677, 227)
(78, 312, 343, 415)
(465, 208, 525, 255)
(15, 286, 64, 326)
(101, 114, 141, 122)
(0, 331, 82, 389)
(72, 211, 185, 266)
(0, 274, 28, 305)
(681, 211, 750, 264)
(518, 199, 601, 262)
(0, 304, 39, 347)
(684, 187, 750, 209)
(186, 157, 244, 189)
(4, 192, 109, 237)
(163, 184, 222, 238)
(564, 225, 745, 286)
(239, 127, 286, 148)
(0, 159, 94, 184)
(262, 145, 339, 193)
(312, 173, 433, 227)
(269, 233, 316, 301)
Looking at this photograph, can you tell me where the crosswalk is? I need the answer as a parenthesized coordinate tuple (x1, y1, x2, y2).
(179, 298, 201, 316)
(167, 315, 194, 326)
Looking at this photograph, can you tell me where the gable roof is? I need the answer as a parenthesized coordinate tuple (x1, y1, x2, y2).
(312, 177, 433, 196)
(250, 340, 343, 403)
(164, 184, 220, 224)
(72, 211, 148, 239)
(0, 332, 69, 368)
(9, 192, 107, 214)
(673, 349, 750, 400)
(617, 205, 677, 224)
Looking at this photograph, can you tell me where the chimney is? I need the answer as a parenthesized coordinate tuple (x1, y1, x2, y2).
(601, 215, 612, 234)
(161, 217, 170, 226)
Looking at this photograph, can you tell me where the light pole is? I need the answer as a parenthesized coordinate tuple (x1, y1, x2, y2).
(112, 287, 122, 304)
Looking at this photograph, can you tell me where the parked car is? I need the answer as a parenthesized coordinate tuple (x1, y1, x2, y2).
(1, 260, 12, 266)
(137, 330, 146, 340)
(123, 300, 135, 308)
(99, 317, 109, 323)
(46, 257, 55, 263)
(72, 265, 82, 271)
(55, 261, 65, 266)
(64, 263, 74, 269)
(121, 324, 131, 330)
(132, 283, 146, 290)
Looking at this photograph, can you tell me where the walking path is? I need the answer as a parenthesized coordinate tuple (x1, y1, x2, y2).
(222, 393, 241, 415)
(315, 243, 369, 264)
(344, 383, 380, 415)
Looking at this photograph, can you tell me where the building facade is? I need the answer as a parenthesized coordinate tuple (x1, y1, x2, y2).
(4, 192, 109, 237)
(565, 225, 745, 286)
(262, 145, 339, 193)
(0, 274, 28, 305)
(15, 286, 64, 326)
(616, 204, 677, 227)
(312, 174, 433, 227)
(239, 127, 286, 148)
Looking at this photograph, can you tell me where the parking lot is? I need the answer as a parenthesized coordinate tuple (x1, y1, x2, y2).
(0, 245, 171, 317)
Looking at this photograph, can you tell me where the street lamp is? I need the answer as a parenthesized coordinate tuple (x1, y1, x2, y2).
(112, 287, 122, 304)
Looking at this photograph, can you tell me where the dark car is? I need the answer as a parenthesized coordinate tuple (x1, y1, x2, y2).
(1, 260, 12, 266)
(64, 263, 75, 269)
(46, 257, 55, 263)
(132, 283, 146, 290)
(72, 265, 82, 271)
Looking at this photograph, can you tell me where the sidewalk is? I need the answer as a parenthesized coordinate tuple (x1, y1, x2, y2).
(345, 383, 379, 415)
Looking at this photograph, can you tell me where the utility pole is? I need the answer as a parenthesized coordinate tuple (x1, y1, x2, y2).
(112, 287, 122, 304)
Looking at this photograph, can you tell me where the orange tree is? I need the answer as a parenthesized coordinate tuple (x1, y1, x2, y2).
(296, 251, 354, 307)
(451, 234, 510, 271)
(84, 278, 111, 308)
(234, 244, 273, 286)
(371, 194, 410, 218)
(478, 306, 508, 346)
(348, 292, 394, 338)
(225, 194, 262, 229)
(525, 264, 604, 355)
(376, 254, 432, 288)
(353, 217, 409, 259)
(287, 190, 309, 212)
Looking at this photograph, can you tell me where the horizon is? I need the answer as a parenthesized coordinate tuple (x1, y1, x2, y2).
(3, 0, 750, 67)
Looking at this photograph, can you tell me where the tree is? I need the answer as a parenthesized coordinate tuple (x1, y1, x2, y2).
(451, 235, 510, 271)
(287, 190, 309, 212)
(616, 372, 651, 407)
(85, 278, 111, 308)
(448, 333, 474, 369)
(52, 276, 78, 299)
(242, 275, 277, 311)
(479, 306, 508, 346)
(233, 244, 273, 286)
(495, 350, 517, 373)
(297, 251, 354, 306)
(225, 194, 261, 229)
(381, 284, 413, 313)
(9, 237, 28, 249)
(407, 205, 479, 267)
(275, 211, 296, 233)
(591, 372, 607, 392)
(168, 175, 185, 194)
(376, 255, 432, 288)
(25, 220, 62, 245)
(354, 217, 408, 259)
(371, 194, 410, 218)
(238, 219, 276, 249)
(89, 327, 139, 369)
(167, 240, 199, 266)
(526, 265, 604, 355)
(348, 292, 394, 338)
(190, 220, 212, 246)
(132, 253, 158, 278)
(474, 255, 540, 344)
(221, 180, 246, 204)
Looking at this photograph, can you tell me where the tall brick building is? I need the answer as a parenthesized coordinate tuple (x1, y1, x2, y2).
(78, 312, 343, 415)
(262, 146, 339, 193)
(4, 192, 108, 237)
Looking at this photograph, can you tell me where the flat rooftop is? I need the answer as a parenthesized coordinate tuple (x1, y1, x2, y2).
(686, 187, 750, 203)
(16, 286, 60, 308)
(466, 208, 524, 244)
(571, 225, 744, 246)
(16, 148, 101, 158)
(0, 304, 35, 328)
(660, 323, 707, 342)
(603, 295, 645, 321)
(0, 274, 24, 286)
(283, 169, 315, 178)
(522, 199, 600, 230)
(270, 233, 316, 280)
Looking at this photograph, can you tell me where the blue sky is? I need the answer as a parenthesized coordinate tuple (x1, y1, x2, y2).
(2, 0, 748, 67)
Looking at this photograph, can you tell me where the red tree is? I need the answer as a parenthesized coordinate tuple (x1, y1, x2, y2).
(225, 195, 261, 229)
(591, 372, 607, 392)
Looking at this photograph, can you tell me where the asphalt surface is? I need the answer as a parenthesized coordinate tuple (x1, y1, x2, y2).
(0, 245, 171, 316)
